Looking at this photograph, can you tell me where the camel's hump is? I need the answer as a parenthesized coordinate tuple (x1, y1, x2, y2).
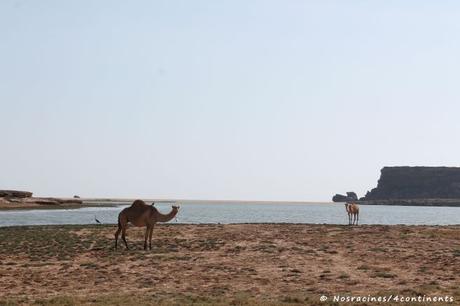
(131, 199, 148, 208)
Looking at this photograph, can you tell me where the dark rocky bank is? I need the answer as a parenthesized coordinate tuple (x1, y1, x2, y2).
(332, 192, 358, 202)
(0, 190, 82, 206)
(333, 167, 460, 206)
(364, 166, 460, 200)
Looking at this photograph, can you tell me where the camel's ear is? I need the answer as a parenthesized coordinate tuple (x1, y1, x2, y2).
(151, 202, 155, 206)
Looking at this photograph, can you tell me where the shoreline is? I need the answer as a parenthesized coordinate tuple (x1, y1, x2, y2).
(2, 198, 460, 211)
(0, 198, 334, 211)
(358, 199, 460, 207)
(0, 202, 119, 211)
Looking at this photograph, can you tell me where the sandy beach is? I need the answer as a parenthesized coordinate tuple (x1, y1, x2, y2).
(0, 224, 459, 305)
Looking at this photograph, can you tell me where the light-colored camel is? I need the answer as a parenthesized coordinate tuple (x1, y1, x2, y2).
(345, 202, 359, 225)
(115, 199, 179, 250)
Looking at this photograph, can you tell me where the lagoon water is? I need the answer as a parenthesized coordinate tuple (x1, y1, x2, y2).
(0, 202, 459, 227)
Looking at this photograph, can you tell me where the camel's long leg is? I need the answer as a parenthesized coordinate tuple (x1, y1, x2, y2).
(148, 225, 154, 250)
(356, 212, 359, 225)
(114, 226, 121, 250)
(121, 225, 129, 250)
(143, 226, 150, 250)
(348, 213, 352, 225)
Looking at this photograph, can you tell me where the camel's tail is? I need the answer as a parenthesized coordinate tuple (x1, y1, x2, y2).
(117, 214, 121, 228)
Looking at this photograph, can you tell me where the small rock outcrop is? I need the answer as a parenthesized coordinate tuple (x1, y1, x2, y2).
(332, 191, 359, 202)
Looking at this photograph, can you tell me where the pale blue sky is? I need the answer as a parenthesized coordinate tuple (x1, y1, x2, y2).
(2, 0, 460, 201)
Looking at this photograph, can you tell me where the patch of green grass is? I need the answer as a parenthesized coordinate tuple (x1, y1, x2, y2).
(369, 247, 387, 253)
(372, 271, 396, 279)
(280, 296, 303, 304)
(418, 266, 428, 273)
(253, 244, 277, 254)
(197, 238, 225, 251)
(6, 292, 333, 306)
(79, 262, 99, 269)
(417, 283, 442, 293)
(33, 296, 76, 306)
(338, 273, 350, 279)
(369, 266, 396, 279)
(0, 225, 115, 262)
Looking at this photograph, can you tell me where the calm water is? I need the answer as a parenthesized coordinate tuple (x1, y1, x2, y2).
(0, 202, 459, 227)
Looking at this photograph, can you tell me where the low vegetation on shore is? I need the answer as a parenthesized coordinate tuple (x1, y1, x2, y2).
(0, 224, 459, 305)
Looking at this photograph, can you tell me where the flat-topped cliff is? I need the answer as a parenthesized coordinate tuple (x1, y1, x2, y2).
(333, 166, 460, 206)
(0, 189, 82, 209)
(363, 166, 460, 200)
(0, 190, 33, 198)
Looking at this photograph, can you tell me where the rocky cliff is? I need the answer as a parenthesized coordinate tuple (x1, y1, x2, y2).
(0, 190, 32, 198)
(0, 189, 82, 206)
(363, 166, 460, 200)
(332, 192, 358, 202)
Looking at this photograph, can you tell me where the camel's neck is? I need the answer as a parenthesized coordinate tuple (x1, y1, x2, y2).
(154, 208, 178, 222)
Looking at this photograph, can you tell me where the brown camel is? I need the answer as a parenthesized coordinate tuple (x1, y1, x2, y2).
(115, 200, 179, 250)
(345, 202, 359, 225)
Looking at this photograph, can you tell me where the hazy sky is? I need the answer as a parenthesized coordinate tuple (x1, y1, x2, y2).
(2, 1, 460, 201)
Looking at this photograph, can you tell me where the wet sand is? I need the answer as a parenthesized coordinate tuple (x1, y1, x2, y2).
(0, 224, 459, 305)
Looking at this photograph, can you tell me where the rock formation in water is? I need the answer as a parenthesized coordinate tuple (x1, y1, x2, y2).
(363, 166, 460, 200)
(332, 191, 358, 202)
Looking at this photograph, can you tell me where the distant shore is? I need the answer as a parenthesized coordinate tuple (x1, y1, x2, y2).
(0, 197, 137, 210)
(0, 200, 118, 211)
(2, 197, 460, 211)
(0, 198, 332, 211)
